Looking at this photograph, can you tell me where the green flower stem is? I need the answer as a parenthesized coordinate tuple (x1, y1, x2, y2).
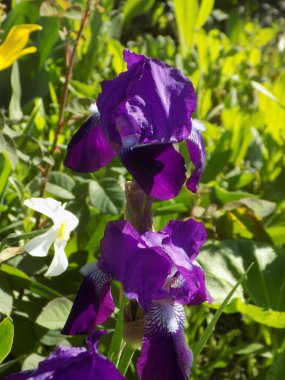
(107, 288, 128, 364)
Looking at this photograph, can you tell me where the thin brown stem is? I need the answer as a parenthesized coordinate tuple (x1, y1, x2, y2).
(35, 0, 92, 227)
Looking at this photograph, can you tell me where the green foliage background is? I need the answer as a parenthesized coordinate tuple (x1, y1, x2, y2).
(0, 0, 285, 378)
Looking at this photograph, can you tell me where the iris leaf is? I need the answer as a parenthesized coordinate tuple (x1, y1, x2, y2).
(192, 262, 254, 366)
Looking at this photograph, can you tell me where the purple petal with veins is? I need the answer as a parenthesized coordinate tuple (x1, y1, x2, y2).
(137, 301, 193, 380)
(62, 263, 114, 336)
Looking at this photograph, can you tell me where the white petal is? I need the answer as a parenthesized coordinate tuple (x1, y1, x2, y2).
(89, 103, 99, 115)
(63, 210, 79, 231)
(191, 119, 206, 132)
(45, 240, 68, 277)
(24, 198, 62, 222)
(24, 228, 57, 257)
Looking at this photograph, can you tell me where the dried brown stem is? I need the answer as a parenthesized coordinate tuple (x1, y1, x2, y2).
(35, 0, 92, 227)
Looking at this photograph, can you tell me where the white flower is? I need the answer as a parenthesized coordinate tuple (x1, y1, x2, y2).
(24, 197, 79, 277)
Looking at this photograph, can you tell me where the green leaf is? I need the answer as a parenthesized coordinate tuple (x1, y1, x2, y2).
(22, 353, 45, 371)
(173, 0, 198, 55)
(214, 186, 255, 204)
(251, 81, 285, 109)
(38, 16, 60, 68)
(0, 276, 13, 316)
(0, 317, 14, 364)
(123, 0, 155, 24)
(266, 355, 285, 380)
(40, 1, 61, 17)
(9, 62, 23, 120)
(225, 198, 275, 219)
(196, 0, 215, 28)
(89, 178, 125, 214)
(0, 264, 62, 300)
(46, 171, 75, 200)
(226, 299, 285, 328)
(199, 240, 285, 315)
(192, 263, 254, 366)
(0, 357, 23, 374)
(36, 297, 73, 330)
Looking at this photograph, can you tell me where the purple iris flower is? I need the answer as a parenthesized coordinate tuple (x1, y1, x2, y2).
(64, 50, 205, 200)
(62, 219, 210, 380)
(6, 331, 124, 380)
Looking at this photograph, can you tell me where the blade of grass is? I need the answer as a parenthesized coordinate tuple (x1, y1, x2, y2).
(118, 345, 135, 375)
(192, 262, 254, 366)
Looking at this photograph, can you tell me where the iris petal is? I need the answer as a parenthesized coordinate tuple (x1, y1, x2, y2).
(62, 263, 114, 335)
(137, 301, 193, 380)
(186, 125, 205, 193)
(120, 143, 186, 200)
(100, 221, 171, 311)
(7, 331, 125, 380)
(64, 114, 116, 173)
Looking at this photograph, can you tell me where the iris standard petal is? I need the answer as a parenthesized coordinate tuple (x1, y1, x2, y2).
(137, 301, 193, 380)
(97, 58, 145, 146)
(62, 263, 114, 336)
(186, 125, 205, 193)
(24, 228, 57, 257)
(100, 221, 171, 311)
(162, 218, 207, 261)
(132, 54, 196, 143)
(64, 114, 116, 173)
(24, 197, 62, 222)
(97, 50, 196, 145)
(45, 240, 68, 277)
(119, 143, 186, 201)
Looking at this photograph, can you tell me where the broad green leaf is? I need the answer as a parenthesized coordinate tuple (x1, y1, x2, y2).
(9, 62, 23, 120)
(40, 1, 61, 17)
(36, 297, 73, 330)
(225, 198, 275, 219)
(89, 178, 125, 214)
(0, 317, 14, 364)
(196, 0, 215, 28)
(22, 353, 45, 371)
(266, 355, 285, 380)
(199, 240, 285, 314)
(266, 226, 285, 246)
(123, 0, 155, 24)
(49, 171, 75, 190)
(214, 186, 255, 204)
(64, 5, 83, 20)
(226, 299, 285, 328)
(0, 276, 13, 316)
(0, 264, 62, 300)
(173, 0, 198, 55)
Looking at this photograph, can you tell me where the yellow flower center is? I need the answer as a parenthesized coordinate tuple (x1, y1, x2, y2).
(58, 221, 70, 241)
